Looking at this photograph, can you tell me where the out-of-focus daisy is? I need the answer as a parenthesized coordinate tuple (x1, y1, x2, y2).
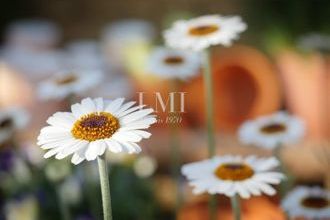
(133, 155, 157, 178)
(238, 111, 305, 149)
(101, 19, 155, 71)
(5, 19, 60, 50)
(45, 159, 71, 182)
(65, 39, 107, 71)
(37, 97, 156, 164)
(298, 33, 330, 53)
(37, 70, 103, 101)
(147, 47, 201, 80)
(181, 155, 285, 199)
(164, 14, 247, 51)
(87, 74, 134, 100)
(0, 107, 29, 144)
(282, 186, 330, 219)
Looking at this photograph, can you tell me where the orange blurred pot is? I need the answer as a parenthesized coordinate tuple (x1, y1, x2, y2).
(276, 50, 330, 139)
(185, 45, 282, 132)
(178, 196, 285, 220)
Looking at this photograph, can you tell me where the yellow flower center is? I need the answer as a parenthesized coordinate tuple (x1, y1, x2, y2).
(56, 74, 77, 85)
(164, 56, 184, 65)
(214, 163, 254, 181)
(0, 117, 13, 129)
(301, 196, 329, 209)
(260, 123, 287, 134)
(71, 112, 120, 141)
(188, 24, 219, 36)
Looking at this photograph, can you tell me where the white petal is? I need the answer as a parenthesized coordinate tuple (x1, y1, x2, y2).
(105, 98, 125, 113)
(112, 131, 142, 143)
(121, 108, 154, 124)
(71, 103, 84, 118)
(131, 130, 152, 139)
(105, 139, 123, 153)
(85, 141, 102, 161)
(71, 145, 88, 165)
(115, 101, 136, 115)
(47, 112, 75, 129)
(116, 105, 145, 118)
(94, 97, 104, 112)
(81, 97, 96, 113)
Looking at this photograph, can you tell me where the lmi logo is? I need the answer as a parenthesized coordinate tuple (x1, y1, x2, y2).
(137, 92, 187, 113)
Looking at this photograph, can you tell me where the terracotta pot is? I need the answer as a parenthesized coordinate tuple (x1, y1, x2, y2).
(178, 196, 285, 220)
(0, 63, 33, 108)
(185, 45, 282, 132)
(276, 50, 330, 139)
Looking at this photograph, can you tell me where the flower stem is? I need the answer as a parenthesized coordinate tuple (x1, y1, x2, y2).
(202, 49, 217, 220)
(169, 80, 183, 214)
(230, 194, 241, 220)
(274, 144, 293, 198)
(202, 49, 216, 158)
(97, 154, 113, 220)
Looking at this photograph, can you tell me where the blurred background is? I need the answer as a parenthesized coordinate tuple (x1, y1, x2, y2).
(0, 0, 329, 219)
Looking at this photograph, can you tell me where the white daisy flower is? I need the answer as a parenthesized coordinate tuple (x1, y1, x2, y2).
(37, 70, 103, 101)
(238, 111, 305, 149)
(37, 97, 157, 165)
(282, 186, 330, 219)
(147, 47, 201, 80)
(298, 33, 330, 53)
(181, 155, 285, 199)
(164, 14, 247, 51)
(5, 19, 60, 50)
(0, 107, 29, 144)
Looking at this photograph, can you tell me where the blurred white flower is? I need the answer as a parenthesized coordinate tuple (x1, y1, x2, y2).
(0, 107, 29, 144)
(298, 33, 330, 52)
(38, 97, 157, 164)
(147, 47, 201, 80)
(164, 14, 247, 51)
(238, 111, 305, 149)
(5, 19, 60, 51)
(282, 186, 330, 219)
(181, 155, 285, 199)
(37, 70, 103, 101)
(1, 48, 65, 82)
(5, 195, 39, 220)
(45, 160, 71, 182)
(87, 74, 134, 99)
(65, 39, 108, 71)
(59, 176, 82, 205)
(133, 155, 157, 178)
(101, 19, 155, 71)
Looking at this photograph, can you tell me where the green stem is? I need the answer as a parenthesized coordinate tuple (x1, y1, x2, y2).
(202, 49, 217, 220)
(274, 144, 293, 198)
(202, 49, 216, 158)
(97, 154, 113, 220)
(230, 194, 241, 220)
(56, 185, 71, 220)
(169, 80, 182, 213)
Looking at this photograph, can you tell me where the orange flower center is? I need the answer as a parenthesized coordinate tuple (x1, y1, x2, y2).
(260, 123, 287, 134)
(56, 74, 77, 85)
(164, 56, 184, 65)
(71, 112, 119, 141)
(301, 196, 329, 209)
(188, 24, 219, 36)
(214, 163, 254, 181)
